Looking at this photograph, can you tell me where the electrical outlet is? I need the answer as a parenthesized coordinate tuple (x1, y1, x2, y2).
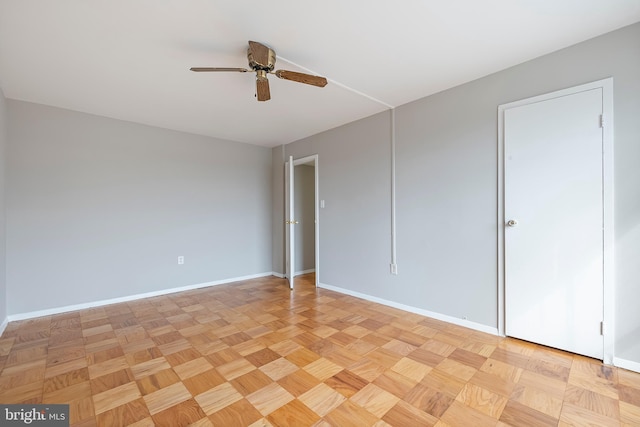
(177, 256, 184, 265)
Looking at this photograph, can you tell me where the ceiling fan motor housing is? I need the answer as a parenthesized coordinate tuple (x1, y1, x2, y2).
(248, 47, 276, 71)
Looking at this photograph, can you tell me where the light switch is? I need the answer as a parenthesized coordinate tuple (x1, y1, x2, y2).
(320, 200, 325, 208)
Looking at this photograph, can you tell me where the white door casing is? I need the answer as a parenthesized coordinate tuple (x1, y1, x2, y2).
(295, 155, 321, 287)
(285, 154, 320, 289)
(285, 156, 295, 289)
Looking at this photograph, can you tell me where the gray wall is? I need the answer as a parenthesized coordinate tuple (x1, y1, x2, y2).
(274, 23, 640, 363)
(294, 164, 315, 273)
(7, 101, 272, 315)
(0, 87, 7, 326)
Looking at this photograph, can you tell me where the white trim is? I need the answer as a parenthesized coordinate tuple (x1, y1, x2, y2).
(613, 357, 640, 374)
(497, 78, 614, 362)
(7, 272, 274, 322)
(601, 79, 615, 365)
(318, 282, 499, 336)
(497, 99, 505, 336)
(272, 271, 286, 279)
(292, 154, 320, 288)
(0, 316, 8, 336)
(286, 156, 294, 289)
(294, 269, 316, 276)
(314, 157, 320, 287)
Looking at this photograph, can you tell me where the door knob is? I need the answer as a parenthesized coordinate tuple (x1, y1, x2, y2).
(507, 219, 518, 227)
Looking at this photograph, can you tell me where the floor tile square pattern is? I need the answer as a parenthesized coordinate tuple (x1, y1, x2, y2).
(1, 273, 639, 426)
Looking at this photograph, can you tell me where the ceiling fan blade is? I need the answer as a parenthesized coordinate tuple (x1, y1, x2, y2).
(256, 74, 271, 102)
(248, 41, 271, 68)
(190, 67, 248, 72)
(274, 70, 328, 87)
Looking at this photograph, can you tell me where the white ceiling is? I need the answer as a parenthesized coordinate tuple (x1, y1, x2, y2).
(1, 1, 639, 147)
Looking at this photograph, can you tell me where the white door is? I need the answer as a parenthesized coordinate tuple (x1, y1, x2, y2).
(285, 156, 295, 289)
(505, 87, 604, 359)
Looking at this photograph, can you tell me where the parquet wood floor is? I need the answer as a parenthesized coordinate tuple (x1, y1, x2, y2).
(1, 273, 639, 426)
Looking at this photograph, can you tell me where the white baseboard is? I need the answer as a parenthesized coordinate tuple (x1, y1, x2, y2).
(0, 316, 8, 337)
(272, 272, 285, 279)
(318, 282, 499, 336)
(7, 272, 276, 322)
(613, 357, 640, 374)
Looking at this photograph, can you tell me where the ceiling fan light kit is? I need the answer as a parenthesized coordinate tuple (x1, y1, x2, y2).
(190, 41, 327, 101)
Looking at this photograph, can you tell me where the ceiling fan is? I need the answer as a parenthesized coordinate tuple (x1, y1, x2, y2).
(190, 41, 328, 102)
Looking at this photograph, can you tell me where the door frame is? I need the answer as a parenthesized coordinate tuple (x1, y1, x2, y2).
(285, 154, 320, 288)
(497, 78, 614, 363)
(285, 156, 295, 289)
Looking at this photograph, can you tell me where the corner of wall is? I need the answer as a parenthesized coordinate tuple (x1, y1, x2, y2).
(271, 145, 285, 275)
(0, 84, 7, 335)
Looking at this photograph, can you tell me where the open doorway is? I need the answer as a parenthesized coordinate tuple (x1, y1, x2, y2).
(285, 155, 319, 289)
(294, 162, 316, 279)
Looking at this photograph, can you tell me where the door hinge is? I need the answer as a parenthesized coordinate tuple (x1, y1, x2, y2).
(600, 321, 605, 335)
(599, 114, 605, 128)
